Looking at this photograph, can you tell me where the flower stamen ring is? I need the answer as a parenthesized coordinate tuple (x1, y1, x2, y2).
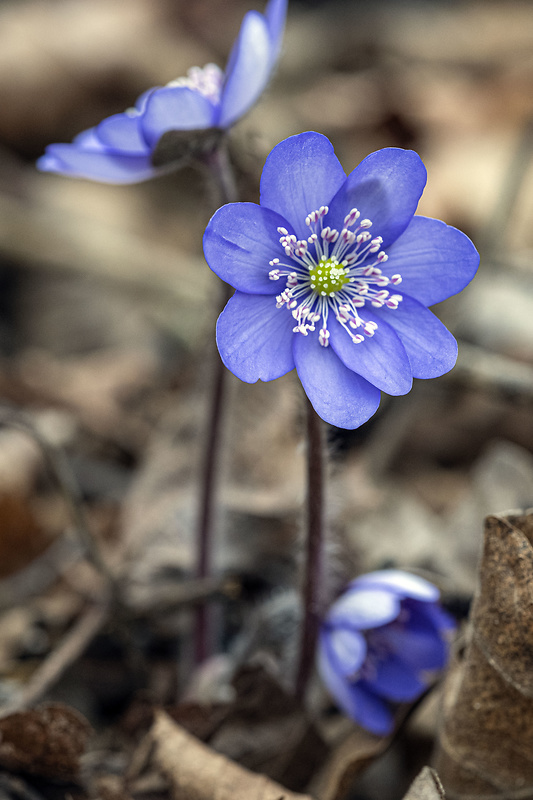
(269, 206, 403, 347)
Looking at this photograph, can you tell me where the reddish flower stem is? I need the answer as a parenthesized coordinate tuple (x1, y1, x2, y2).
(295, 397, 326, 701)
(194, 142, 238, 665)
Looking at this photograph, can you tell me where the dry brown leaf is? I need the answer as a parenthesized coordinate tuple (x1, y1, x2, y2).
(94, 774, 134, 800)
(17, 347, 157, 447)
(149, 709, 312, 800)
(404, 768, 446, 800)
(0, 492, 53, 578)
(206, 664, 327, 791)
(0, 702, 92, 780)
(311, 727, 391, 800)
(434, 511, 533, 798)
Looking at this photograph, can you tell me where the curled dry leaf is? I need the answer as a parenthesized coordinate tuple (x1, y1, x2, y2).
(0, 702, 92, 780)
(148, 709, 312, 800)
(0, 492, 53, 578)
(404, 767, 446, 800)
(311, 727, 391, 800)
(434, 511, 533, 798)
(207, 663, 328, 791)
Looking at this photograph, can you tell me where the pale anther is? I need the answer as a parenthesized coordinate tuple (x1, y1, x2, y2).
(269, 205, 403, 348)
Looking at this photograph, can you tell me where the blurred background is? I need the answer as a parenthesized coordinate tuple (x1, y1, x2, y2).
(0, 0, 533, 604)
(0, 1, 532, 788)
(0, 6, 533, 800)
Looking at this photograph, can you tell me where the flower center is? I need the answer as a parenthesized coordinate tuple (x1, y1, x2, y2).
(309, 256, 350, 295)
(358, 612, 409, 683)
(268, 205, 403, 348)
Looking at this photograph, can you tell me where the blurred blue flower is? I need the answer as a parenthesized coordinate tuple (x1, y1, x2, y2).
(203, 131, 479, 428)
(37, 0, 287, 184)
(318, 570, 455, 736)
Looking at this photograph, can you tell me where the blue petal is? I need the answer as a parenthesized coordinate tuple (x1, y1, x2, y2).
(351, 570, 440, 603)
(216, 291, 295, 381)
(326, 627, 367, 677)
(36, 145, 156, 183)
(318, 636, 394, 735)
(72, 127, 107, 150)
(386, 216, 479, 306)
(364, 654, 426, 702)
(265, 0, 288, 61)
(135, 87, 158, 113)
(203, 203, 287, 294)
(219, 11, 271, 128)
(327, 148, 427, 249)
(141, 86, 216, 147)
(328, 315, 412, 396)
(403, 635, 448, 672)
(406, 599, 456, 634)
(371, 295, 458, 379)
(328, 587, 401, 629)
(293, 332, 381, 429)
(390, 630, 447, 672)
(343, 683, 395, 736)
(36, 153, 69, 173)
(381, 612, 449, 672)
(96, 112, 150, 153)
(260, 132, 346, 240)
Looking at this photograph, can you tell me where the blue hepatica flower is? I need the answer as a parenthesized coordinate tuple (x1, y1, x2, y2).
(37, 0, 287, 184)
(318, 570, 455, 736)
(203, 132, 479, 429)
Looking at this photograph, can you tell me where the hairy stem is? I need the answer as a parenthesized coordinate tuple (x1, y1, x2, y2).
(194, 142, 238, 664)
(295, 397, 326, 701)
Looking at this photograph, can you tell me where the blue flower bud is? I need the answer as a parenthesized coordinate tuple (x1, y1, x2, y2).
(37, 0, 287, 184)
(318, 570, 456, 735)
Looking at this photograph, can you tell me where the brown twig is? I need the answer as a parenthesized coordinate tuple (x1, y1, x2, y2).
(0, 407, 114, 590)
(0, 407, 147, 679)
(134, 574, 241, 618)
(0, 602, 108, 718)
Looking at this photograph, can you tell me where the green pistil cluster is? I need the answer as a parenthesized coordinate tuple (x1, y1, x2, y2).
(309, 256, 349, 296)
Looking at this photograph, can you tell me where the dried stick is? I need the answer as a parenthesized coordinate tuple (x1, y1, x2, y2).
(0, 602, 108, 717)
(0, 407, 145, 678)
(0, 407, 115, 591)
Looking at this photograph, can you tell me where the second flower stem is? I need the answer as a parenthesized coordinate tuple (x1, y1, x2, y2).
(194, 281, 232, 664)
(194, 143, 238, 664)
(295, 397, 326, 702)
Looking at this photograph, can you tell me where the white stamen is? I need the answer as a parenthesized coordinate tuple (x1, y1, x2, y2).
(167, 63, 224, 104)
(319, 327, 330, 347)
(269, 206, 403, 347)
(344, 208, 361, 226)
